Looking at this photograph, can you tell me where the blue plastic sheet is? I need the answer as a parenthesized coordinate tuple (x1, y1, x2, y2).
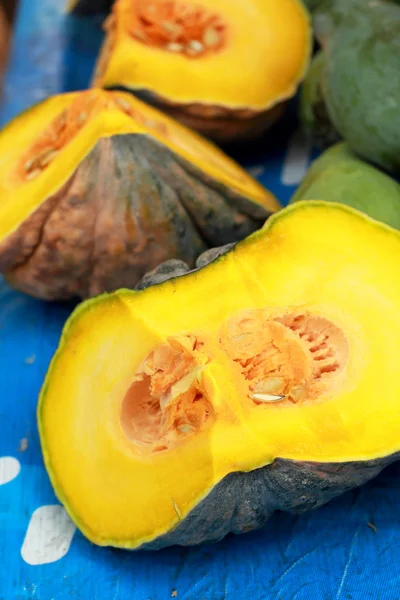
(1, 1, 400, 598)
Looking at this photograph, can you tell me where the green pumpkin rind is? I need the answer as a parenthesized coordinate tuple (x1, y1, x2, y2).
(299, 50, 340, 149)
(290, 143, 400, 228)
(142, 454, 398, 549)
(313, 0, 400, 173)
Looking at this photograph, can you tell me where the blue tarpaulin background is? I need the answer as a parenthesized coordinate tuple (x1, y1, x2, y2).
(0, 1, 400, 598)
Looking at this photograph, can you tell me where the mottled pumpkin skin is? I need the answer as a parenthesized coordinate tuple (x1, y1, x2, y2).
(135, 247, 400, 549)
(0, 135, 269, 301)
(144, 455, 399, 549)
(313, 0, 400, 172)
(290, 143, 400, 228)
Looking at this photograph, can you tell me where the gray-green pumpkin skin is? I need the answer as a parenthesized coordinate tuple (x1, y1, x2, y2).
(312, 0, 400, 173)
(290, 143, 400, 228)
(144, 455, 398, 549)
(300, 51, 341, 149)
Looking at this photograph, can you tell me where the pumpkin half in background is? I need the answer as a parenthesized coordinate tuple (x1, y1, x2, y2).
(39, 201, 400, 550)
(0, 89, 278, 301)
(92, 0, 312, 142)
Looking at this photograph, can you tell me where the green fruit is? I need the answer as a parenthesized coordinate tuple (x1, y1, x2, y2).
(300, 51, 341, 148)
(313, 0, 400, 173)
(291, 143, 400, 228)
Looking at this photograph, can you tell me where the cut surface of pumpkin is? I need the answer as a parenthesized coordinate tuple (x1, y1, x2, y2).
(39, 202, 400, 549)
(0, 89, 277, 300)
(92, 0, 312, 140)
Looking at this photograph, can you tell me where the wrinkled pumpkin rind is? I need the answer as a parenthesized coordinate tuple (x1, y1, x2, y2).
(142, 453, 398, 549)
(38, 200, 400, 549)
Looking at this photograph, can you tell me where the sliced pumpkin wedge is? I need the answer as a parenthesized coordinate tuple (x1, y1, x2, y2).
(0, 89, 278, 300)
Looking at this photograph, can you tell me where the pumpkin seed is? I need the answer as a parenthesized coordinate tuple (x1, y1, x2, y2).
(253, 377, 285, 394)
(187, 40, 204, 54)
(177, 424, 195, 434)
(289, 385, 306, 403)
(203, 27, 220, 48)
(24, 158, 36, 172)
(26, 168, 42, 181)
(166, 42, 184, 53)
(54, 114, 67, 133)
(77, 112, 88, 125)
(115, 97, 132, 112)
(133, 29, 147, 42)
(162, 21, 183, 36)
(39, 149, 59, 168)
(250, 392, 286, 403)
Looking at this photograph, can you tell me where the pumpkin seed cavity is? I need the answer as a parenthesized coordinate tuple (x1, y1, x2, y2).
(220, 310, 349, 405)
(21, 91, 103, 182)
(130, 0, 226, 59)
(19, 90, 169, 183)
(121, 311, 349, 452)
(121, 335, 213, 453)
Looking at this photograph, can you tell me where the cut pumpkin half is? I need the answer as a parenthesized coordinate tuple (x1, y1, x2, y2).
(39, 201, 400, 549)
(92, 0, 312, 141)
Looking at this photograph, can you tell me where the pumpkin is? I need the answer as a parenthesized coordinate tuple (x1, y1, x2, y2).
(0, 88, 278, 301)
(91, 0, 312, 142)
(309, 0, 400, 172)
(39, 201, 400, 550)
(291, 144, 400, 228)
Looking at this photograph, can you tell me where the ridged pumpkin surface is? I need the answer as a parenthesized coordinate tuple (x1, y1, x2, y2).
(92, 0, 312, 140)
(39, 202, 400, 549)
(0, 89, 277, 300)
